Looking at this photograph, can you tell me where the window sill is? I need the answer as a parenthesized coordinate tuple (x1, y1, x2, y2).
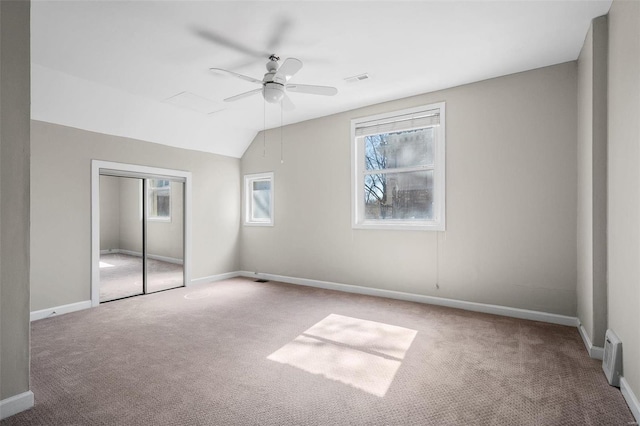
(244, 222, 274, 227)
(148, 217, 171, 223)
(352, 221, 444, 231)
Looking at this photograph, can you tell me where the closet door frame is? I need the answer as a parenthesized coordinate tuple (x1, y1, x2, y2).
(91, 160, 192, 307)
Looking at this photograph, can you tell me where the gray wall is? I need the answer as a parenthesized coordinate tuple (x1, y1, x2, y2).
(241, 62, 578, 316)
(147, 181, 184, 260)
(607, 0, 640, 404)
(0, 0, 31, 403)
(31, 121, 240, 311)
(99, 175, 121, 251)
(109, 176, 184, 259)
(576, 16, 608, 348)
(117, 177, 142, 254)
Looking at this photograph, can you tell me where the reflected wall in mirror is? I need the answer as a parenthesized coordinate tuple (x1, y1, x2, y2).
(99, 175, 144, 302)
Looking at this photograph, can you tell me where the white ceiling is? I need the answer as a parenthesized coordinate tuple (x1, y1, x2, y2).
(31, 1, 611, 158)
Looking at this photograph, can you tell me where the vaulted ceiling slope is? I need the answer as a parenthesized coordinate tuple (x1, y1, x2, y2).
(31, 1, 611, 158)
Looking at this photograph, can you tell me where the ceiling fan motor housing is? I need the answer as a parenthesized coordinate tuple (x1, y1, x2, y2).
(263, 82, 285, 103)
(266, 58, 279, 72)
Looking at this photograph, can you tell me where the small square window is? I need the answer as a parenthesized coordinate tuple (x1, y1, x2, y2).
(244, 172, 274, 226)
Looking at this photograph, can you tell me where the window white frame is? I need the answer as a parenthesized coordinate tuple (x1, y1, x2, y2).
(244, 172, 274, 226)
(351, 102, 446, 231)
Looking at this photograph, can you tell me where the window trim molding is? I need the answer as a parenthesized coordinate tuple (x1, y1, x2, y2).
(244, 171, 274, 227)
(351, 102, 446, 231)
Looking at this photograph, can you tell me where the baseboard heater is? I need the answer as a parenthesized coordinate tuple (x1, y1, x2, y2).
(602, 329, 622, 387)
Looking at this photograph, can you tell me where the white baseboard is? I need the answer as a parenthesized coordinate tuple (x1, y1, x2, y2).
(590, 345, 604, 360)
(190, 271, 240, 286)
(0, 391, 34, 420)
(28, 271, 579, 328)
(101, 249, 183, 265)
(237, 271, 579, 327)
(621, 377, 640, 423)
(30, 300, 92, 322)
(577, 324, 605, 360)
(148, 253, 183, 265)
(100, 248, 121, 255)
(589, 346, 604, 361)
(30, 270, 240, 320)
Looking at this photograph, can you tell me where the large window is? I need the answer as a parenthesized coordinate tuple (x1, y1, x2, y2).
(244, 172, 274, 226)
(147, 179, 171, 221)
(352, 103, 445, 230)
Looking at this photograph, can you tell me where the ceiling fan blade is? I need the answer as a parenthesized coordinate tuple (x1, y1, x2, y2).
(192, 27, 268, 59)
(210, 68, 263, 85)
(281, 92, 295, 111)
(274, 58, 303, 83)
(286, 84, 338, 96)
(224, 88, 262, 102)
(266, 16, 292, 51)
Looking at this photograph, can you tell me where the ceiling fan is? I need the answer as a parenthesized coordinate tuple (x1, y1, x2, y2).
(192, 16, 292, 70)
(210, 55, 337, 110)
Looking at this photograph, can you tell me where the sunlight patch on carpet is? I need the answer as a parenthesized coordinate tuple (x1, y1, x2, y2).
(267, 314, 417, 397)
(184, 290, 213, 300)
(99, 261, 115, 268)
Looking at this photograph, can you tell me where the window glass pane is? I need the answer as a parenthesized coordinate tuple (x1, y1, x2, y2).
(245, 173, 274, 225)
(252, 182, 271, 220)
(364, 128, 434, 171)
(157, 194, 170, 217)
(364, 170, 433, 220)
(253, 180, 271, 191)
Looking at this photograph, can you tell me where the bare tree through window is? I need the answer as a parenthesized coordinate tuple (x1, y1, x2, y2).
(363, 129, 434, 220)
(353, 103, 445, 229)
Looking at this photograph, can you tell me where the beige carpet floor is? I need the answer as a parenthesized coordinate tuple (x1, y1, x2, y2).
(2, 277, 634, 425)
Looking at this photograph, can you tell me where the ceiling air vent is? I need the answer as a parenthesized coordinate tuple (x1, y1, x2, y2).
(344, 73, 370, 83)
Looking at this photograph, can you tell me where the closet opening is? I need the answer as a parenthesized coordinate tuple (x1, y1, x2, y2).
(91, 161, 192, 306)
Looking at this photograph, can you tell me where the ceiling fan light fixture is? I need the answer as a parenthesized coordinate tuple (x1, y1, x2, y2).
(263, 82, 285, 103)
